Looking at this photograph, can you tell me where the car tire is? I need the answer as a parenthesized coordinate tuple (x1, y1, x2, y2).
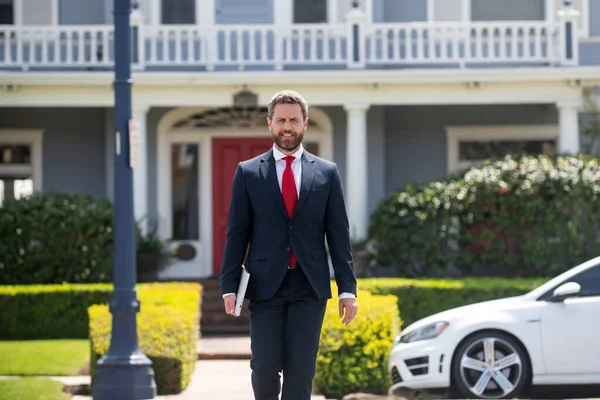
(450, 331, 530, 399)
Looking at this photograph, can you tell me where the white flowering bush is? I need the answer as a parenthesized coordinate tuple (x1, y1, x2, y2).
(369, 154, 600, 277)
(0, 192, 114, 284)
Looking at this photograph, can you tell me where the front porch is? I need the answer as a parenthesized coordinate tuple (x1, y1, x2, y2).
(0, 79, 588, 281)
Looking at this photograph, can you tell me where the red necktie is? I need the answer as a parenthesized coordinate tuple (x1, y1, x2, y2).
(282, 156, 298, 266)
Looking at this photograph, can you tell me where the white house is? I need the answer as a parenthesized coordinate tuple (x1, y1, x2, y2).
(0, 0, 599, 280)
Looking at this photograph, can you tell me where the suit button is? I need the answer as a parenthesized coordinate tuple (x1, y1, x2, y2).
(289, 226, 294, 231)
(286, 247, 291, 252)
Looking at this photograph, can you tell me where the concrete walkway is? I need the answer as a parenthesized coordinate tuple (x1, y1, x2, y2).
(70, 360, 328, 400)
(196, 335, 252, 359)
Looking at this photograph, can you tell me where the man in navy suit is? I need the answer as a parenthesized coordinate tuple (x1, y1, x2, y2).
(220, 90, 358, 400)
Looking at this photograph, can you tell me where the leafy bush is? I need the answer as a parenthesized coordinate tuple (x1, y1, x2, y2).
(358, 277, 547, 328)
(369, 154, 600, 277)
(0, 283, 202, 340)
(89, 283, 201, 395)
(314, 287, 400, 399)
(0, 192, 172, 285)
(0, 193, 114, 284)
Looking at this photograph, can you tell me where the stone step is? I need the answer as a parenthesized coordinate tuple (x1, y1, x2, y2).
(196, 336, 251, 360)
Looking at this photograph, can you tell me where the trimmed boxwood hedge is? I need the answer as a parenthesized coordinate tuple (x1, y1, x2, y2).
(357, 277, 547, 328)
(0, 283, 202, 340)
(88, 283, 201, 395)
(314, 287, 400, 399)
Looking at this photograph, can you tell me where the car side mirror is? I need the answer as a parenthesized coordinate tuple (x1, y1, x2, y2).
(550, 282, 581, 302)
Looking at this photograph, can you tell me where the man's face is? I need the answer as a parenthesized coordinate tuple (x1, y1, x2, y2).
(267, 103, 307, 153)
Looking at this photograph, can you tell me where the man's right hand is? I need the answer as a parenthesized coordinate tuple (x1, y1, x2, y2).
(224, 294, 237, 316)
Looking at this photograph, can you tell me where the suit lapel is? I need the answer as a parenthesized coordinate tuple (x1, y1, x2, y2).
(294, 151, 316, 217)
(260, 149, 289, 220)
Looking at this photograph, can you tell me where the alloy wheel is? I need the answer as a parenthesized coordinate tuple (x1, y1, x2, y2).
(458, 337, 523, 399)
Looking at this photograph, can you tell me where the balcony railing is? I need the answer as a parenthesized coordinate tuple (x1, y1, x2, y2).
(0, 7, 580, 71)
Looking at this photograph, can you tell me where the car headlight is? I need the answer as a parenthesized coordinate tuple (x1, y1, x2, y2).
(399, 321, 449, 344)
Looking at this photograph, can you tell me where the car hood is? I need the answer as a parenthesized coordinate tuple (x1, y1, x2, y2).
(401, 295, 528, 334)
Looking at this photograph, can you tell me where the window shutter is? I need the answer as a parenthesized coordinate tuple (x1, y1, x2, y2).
(429, 0, 466, 22)
(21, 0, 55, 25)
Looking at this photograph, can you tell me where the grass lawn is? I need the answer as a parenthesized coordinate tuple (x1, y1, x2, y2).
(0, 340, 89, 376)
(0, 378, 72, 400)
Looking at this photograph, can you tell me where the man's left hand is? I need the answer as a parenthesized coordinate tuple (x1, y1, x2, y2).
(339, 298, 358, 326)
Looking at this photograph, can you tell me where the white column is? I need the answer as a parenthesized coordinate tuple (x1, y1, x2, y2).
(557, 101, 580, 155)
(344, 102, 370, 240)
(133, 103, 150, 234)
(199, 0, 217, 70)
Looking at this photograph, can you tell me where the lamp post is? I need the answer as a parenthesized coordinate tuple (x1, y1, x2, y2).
(91, 0, 156, 398)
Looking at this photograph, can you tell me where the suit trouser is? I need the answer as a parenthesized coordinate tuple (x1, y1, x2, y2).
(249, 267, 327, 400)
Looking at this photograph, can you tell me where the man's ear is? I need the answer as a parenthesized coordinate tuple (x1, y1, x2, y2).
(266, 118, 272, 128)
(304, 117, 309, 130)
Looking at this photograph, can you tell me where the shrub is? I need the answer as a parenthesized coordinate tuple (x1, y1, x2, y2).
(314, 287, 400, 399)
(88, 288, 200, 395)
(369, 154, 600, 277)
(0, 193, 114, 284)
(358, 277, 547, 328)
(0, 283, 202, 340)
(0, 192, 172, 285)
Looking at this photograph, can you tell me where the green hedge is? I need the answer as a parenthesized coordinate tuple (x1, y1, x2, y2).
(89, 284, 200, 395)
(0, 193, 114, 284)
(0, 283, 202, 340)
(314, 287, 400, 399)
(358, 277, 547, 328)
(0, 192, 171, 285)
(369, 154, 600, 277)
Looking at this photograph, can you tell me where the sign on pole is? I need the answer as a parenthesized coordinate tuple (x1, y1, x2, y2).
(129, 119, 140, 169)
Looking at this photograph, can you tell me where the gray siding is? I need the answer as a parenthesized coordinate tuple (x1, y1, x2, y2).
(374, 0, 427, 23)
(580, 43, 600, 65)
(591, 0, 600, 36)
(59, 0, 106, 24)
(383, 104, 559, 194)
(0, 108, 106, 198)
(471, 0, 545, 21)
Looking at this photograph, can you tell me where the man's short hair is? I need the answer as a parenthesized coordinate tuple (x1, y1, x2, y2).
(268, 90, 308, 120)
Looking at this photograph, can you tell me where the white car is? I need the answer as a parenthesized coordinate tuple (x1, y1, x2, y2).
(388, 256, 600, 399)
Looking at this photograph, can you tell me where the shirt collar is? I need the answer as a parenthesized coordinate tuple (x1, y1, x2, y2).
(272, 143, 303, 162)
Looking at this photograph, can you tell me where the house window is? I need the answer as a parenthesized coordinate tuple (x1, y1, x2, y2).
(0, 0, 13, 24)
(445, 124, 559, 174)
(0, 130, 43, 207)
(171, 143, 199, 240)
(161, 0, 195, 24)
(294, 0, 327, 23)
(459, 139, 556, 161)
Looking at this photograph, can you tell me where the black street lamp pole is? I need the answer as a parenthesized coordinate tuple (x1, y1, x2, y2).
(91, 0, 156, 398)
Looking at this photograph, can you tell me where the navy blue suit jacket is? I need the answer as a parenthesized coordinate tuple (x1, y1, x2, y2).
(220, 147, 357, 301)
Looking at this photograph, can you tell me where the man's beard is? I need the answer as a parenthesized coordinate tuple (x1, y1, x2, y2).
(272, 130, 303, 151)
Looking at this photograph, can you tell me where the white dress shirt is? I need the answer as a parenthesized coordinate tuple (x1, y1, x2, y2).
(223, 144, 355, 301)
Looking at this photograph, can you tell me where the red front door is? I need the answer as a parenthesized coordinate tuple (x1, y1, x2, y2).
(212, 137, 274, 275)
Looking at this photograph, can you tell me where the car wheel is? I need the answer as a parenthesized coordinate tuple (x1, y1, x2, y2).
(450, 331, 530, 399)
